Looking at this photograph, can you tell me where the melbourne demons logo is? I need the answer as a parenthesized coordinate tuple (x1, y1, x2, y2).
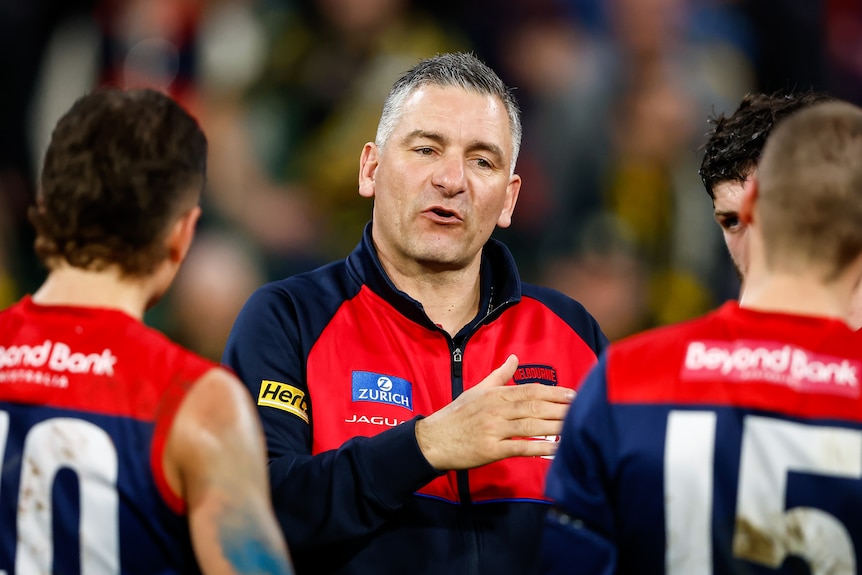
(513, 364, 558, 386)
(351, 371, 414, 411)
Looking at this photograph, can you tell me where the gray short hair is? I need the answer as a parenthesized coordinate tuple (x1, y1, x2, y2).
(375, 52, 522, 174)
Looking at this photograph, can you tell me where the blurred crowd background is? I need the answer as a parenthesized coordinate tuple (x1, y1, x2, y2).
(1, 0, 861, 359)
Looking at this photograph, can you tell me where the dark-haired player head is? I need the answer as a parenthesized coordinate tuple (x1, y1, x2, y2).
(698, 91, 862, 328)
(699, 91, 833, 279)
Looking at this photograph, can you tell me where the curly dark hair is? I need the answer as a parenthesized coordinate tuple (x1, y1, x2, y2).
(30, 87, 207, 276)
(698, 91, 833, 199)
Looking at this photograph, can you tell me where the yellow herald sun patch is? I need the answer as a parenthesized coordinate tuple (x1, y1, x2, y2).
(257, 380, 309, 423)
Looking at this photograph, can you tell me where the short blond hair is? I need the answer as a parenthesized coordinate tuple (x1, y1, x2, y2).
(757, 101, 862, 279)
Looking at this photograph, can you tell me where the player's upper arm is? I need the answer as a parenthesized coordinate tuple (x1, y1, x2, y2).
(165, 367, 295, 575)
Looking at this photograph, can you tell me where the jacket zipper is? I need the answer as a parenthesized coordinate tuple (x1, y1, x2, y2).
(451, 346, 471, 505)
(451, 292, 515, 575)
(452, 347, 463, 378)
(449, 293, 517, 508)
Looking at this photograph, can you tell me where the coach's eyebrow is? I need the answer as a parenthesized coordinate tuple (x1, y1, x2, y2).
(465, 140, 505, 163)
(402, 130, 448, 146)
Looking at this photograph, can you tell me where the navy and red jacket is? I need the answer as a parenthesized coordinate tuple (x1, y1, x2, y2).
(223, 223, 607, 575)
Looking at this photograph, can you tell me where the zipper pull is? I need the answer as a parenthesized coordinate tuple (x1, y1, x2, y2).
(453, 347, 462, 378)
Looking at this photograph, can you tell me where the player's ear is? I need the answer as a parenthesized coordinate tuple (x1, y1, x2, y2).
(167, 205, 202, 264)
(739, 174, 759, 226)
(359, 142, 379, 199)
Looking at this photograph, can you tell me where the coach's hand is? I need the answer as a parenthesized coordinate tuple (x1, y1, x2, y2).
(414, 354, 575, 471)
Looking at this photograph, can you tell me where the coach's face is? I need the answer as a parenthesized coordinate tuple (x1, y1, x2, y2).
(358, 85, 520, 273)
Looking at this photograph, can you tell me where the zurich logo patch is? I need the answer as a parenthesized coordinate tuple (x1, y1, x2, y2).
(352, 371, 414, 411)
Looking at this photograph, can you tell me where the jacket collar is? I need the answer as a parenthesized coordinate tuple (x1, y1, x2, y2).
(345, 222, 522, 332)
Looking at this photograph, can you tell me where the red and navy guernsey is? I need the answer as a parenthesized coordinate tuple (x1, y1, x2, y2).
(543, 302, 862, 575)
(223, 223, 607, 575)
(0, 297, 214, 573)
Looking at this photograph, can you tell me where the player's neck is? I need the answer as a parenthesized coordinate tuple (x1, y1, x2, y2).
(739, 271, 857, 324)
(32, 264, 152, 320)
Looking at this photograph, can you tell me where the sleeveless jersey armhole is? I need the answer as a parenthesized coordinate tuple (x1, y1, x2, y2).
(150, 372, 204, 515)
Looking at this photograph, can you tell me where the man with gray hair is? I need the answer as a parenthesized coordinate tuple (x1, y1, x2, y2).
(224, 52, 607, 574)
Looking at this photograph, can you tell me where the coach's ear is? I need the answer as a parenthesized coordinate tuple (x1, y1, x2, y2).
(739, 172, 759, 226)
(359, 142, 379, 199)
